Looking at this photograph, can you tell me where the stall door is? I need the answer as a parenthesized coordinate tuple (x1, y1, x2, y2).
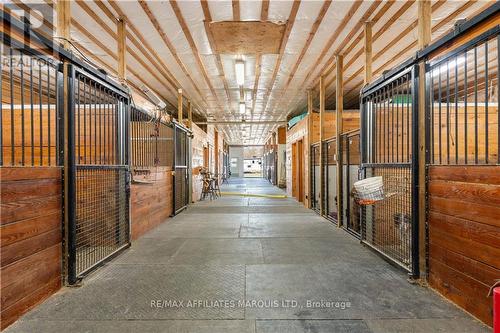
(360, 65, 419, 276)
(173, 124, 190, 215)
(66, 64, 130, 284)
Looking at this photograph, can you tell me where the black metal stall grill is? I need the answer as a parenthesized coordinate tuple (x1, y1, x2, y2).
(360, 65, 419, 276)
(67, 64, 130, 283)
(310, 143, 321, 213)
(173, 123, 190, 215)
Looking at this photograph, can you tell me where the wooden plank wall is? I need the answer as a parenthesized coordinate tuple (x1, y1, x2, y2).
(428, 165, 500, 327)
(310, 110, 360, 143)
(0, 167, 62, 329)
(130, 166, 173, 240)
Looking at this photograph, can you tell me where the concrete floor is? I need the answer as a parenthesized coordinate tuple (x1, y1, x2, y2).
(6, 178, 489, 333)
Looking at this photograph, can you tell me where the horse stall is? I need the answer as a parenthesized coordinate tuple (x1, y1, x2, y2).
(130, 106, 174, 239)
(425, 25, 499, 326)
(1, 41, 62, 329)
(359, 65, 418, 275)
(307, 110, 360, 221)
(341, 130, 361, 237)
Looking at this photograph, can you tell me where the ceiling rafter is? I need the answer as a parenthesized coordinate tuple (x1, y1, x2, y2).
(325, 0, 449, 103)
(104, 1, 207, 113)
(232, 0, 240, 21)
(169, 0, 225, 114)
(250, 0, 270, 118)
(97, 2, 179, 90)
(258, 0, 301, 120)
(74, 1, 180, 106)
(341, 0, 491, 107)
(273, 0, 376, 117)
(200, 0, 232, 105)
(138, 0, 209, 111)
(318, 0, 414, 87)
(297, 0, 363, 92)
(13, 0, 172, 108)
(270, 0, 332, 115)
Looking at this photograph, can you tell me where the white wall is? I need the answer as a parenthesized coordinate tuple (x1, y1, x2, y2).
(229, 146, 244, 177)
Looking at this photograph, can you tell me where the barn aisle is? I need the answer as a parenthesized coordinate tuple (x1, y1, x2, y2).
(5, 178, 488, 333)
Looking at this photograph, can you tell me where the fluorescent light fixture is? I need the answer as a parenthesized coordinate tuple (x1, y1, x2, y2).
(239, 102, 246, 114)
(235, 60, 245, 86)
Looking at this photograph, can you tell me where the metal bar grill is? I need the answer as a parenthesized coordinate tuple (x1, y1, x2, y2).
(173, 124, 190, 215)
(428, 34, 498, 165)
(360, 66, 418, 275)
(67, 65, 130, 283)
(1, 42, 60, 166)
(341, 131, 361, 237)
(310, 143, 320, 213)
(324, 137, 337, 222)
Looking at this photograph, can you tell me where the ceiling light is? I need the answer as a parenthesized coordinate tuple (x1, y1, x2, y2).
(239, 102, 246, 114)
(235, 60, 245, 86)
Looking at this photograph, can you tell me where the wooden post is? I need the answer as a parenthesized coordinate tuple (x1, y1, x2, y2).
(417, 0, 431, 280)
(307, 89, 313, 209)
(56, 0, 71, 49)
(117, 17, 127, 83)
(335, 54, 343, 227)
(319, 76, 325, 216)
(177, 88, 183, 123)
(364, 21, 372, 85)
(188, 100, 192, 129)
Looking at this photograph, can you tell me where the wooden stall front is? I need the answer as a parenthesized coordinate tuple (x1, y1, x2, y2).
(0, 167, 62, 329)
(428, 166, 500, 326)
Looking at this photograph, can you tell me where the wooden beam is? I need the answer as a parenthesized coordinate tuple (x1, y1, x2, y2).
(417, 0, 431, 280)
(56, 0, 70, 49)
(178, 89, 183, 123)
(188, 100, 193, 129)
(269, 0, 332, 116)
(326, 0, 447, 103)
(418, 0, 432, 49)
(200, 0, 231, 104)
(232, 0, 240, 21)
(320, 0, 411, 86)
(340, 0, 477, 107)
(117, 17, 126, 82)
(100, 1, 190, 101)
(319, 75, 325, 215)
(138, 1, 209, 111)
(363, 21, 372, 85)
(302, 0, 363, 89)
(261, 0, 270, 20)
(259, 0, 301, 120)
(335, 55, 343, 227)
(251, 1, 270, 117)
(307, 89, 313, 209)
(169, 0, 224, 113)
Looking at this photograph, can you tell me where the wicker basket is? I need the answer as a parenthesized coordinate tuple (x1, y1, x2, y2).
(353, 176, 384, 205)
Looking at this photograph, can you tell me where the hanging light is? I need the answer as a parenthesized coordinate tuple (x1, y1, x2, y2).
(235, 60, 245, 86)
(239, 102, 246, 114)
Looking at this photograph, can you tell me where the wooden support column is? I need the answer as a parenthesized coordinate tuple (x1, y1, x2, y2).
(364, 21, 372, 85)
(307, 90, 313, 208)
(117, 17, 127, 83)
(417, 0, 431, 279)
(335, 54, 343, 227)
(319, 77, 325, 215)
(188, 101, 192, 129)
(177, 89, 183, 123)
(56, 0, 71, 49)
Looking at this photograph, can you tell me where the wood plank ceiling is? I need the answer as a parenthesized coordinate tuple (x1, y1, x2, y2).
(5, 0, 495, 144)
